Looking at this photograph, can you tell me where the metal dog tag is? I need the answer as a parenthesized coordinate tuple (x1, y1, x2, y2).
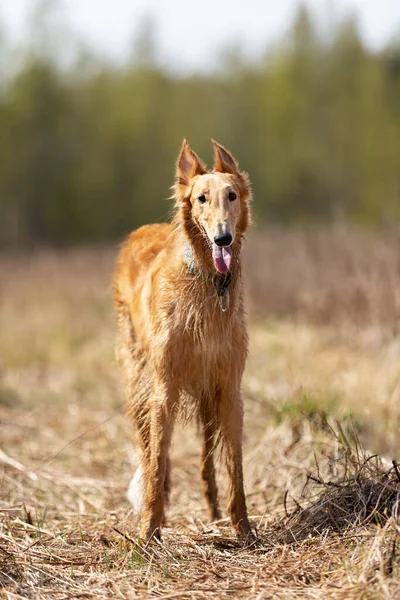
(219, 289, 230, 312)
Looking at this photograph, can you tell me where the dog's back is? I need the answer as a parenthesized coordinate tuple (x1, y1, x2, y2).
(114, 223, 170, 314)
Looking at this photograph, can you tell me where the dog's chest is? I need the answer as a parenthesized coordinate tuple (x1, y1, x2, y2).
(192, 332, 224, 363)
(179, 335, 231, 394)
(170, 309, 244, 389)
(155, 278, 247, 388)
(182, 313, 229, 361)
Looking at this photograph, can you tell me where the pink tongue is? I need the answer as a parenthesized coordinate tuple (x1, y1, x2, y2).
(212, 244, 232, 274)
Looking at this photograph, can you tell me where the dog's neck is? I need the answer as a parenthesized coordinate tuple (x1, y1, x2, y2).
(183, 239, 239, 312)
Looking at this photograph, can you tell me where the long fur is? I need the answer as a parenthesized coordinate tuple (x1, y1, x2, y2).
(113, 139, 253, 541)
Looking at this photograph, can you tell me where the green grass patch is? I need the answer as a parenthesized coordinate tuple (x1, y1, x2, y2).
(273, 392, 344, 425)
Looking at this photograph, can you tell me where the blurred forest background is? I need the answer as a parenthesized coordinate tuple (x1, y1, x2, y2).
(1, 1, 400, 250)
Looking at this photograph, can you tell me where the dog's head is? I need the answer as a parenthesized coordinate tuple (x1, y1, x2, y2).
(174, 139, 251, 274)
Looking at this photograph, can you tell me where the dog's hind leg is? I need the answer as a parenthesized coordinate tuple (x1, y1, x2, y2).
(162, 455, 171, 524)
(199, 407, 221, 522)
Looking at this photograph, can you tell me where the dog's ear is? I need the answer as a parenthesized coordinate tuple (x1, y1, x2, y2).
(176, 139, 207, 188)
(212, 139, 252, 207)
(212, 140, 239, 175)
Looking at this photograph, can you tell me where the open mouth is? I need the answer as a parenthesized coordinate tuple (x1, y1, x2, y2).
(212, 244, 232, 274)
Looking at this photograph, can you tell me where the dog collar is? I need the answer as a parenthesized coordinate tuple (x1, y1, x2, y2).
(184, 243, 232, 312)
(184, 243, 196, 276)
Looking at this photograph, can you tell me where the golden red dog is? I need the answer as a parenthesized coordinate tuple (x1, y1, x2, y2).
(113, 139, 253, 542)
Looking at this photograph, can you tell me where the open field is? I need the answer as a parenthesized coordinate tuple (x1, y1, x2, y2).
(1, 231, 400, 599)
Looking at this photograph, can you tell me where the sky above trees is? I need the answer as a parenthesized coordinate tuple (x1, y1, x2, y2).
(1, 5, 400, 248)
(2, 0, 400, 72)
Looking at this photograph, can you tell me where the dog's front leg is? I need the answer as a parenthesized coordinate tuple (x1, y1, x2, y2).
(140, 382, 177, 541)
(200, 408, 221, 522)
(220, 391, 253, 540)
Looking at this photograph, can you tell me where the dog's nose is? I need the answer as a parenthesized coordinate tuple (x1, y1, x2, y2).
(214, 232, 233, 247)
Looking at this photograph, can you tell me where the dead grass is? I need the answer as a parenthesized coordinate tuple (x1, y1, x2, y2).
(1, 232, 400, 599)
(246, 226, 400, 330)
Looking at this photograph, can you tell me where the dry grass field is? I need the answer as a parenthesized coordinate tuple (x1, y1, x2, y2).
(2, 229, 400, 599)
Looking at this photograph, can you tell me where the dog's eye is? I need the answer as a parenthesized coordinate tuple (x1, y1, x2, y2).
(228, 191, 237, 201)
(198, 194, 206, 204)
